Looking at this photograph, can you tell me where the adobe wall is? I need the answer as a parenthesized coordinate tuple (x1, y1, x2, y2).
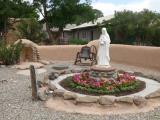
(110, 44, 160, 70)
(38, 42, 160, 71)
(38, 45, 83, 61)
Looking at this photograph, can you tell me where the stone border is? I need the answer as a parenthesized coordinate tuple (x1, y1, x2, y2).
(50, 73, 160, 107)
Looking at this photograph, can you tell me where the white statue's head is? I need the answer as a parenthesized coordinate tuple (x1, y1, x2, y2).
(101, 28, 107, 35)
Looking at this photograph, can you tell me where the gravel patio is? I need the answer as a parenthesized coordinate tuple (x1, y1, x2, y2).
(0, 61, 160, 120)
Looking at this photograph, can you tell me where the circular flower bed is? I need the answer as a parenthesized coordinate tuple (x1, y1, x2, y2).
(60, 71, 146, 96)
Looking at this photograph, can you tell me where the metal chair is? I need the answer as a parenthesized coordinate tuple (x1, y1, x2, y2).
(74, 45, 97, 65)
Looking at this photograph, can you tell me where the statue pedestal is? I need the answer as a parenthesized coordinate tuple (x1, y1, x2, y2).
(90, 65, 117, 79)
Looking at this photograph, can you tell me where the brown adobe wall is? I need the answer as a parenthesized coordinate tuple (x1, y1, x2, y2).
(38, 45, 83, 61)
(38, 41, 160, 71)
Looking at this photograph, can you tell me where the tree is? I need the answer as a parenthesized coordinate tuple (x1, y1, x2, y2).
(74, 9, 103, 25)
(33, 0, 53, 43)
(17, 19, 46, 43)
(33, 0, 96, 44)
(0, 0, 37, 40)
(104, 10, 136, 44)
(93, 9, 104, 18)
(104, 9, 160, 46)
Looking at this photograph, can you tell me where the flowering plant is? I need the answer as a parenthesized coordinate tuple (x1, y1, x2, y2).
(71, 71, 138, 94)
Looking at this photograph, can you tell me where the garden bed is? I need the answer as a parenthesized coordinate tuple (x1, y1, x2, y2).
(60, 77, 146, 97)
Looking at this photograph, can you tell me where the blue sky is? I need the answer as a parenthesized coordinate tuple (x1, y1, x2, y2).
(26, 0, 160, 16)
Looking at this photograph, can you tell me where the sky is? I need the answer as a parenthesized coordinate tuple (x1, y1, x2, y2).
(92, 0, 160, 16)
(26, 0, 160, 16)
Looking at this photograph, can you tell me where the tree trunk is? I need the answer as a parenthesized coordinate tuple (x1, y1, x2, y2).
(45, 22, 54, 43)
(42, 2, 54, 44)
(55, 27, 63, 44)
(3, 18, 7, 42)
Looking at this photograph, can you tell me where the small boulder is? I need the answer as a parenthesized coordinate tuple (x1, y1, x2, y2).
(48, 72, 58, 80)
(63, 92, 77, 100)
(65, 70, 72, 74)
(99, 96, 115, 106)
(41, 75, 49, 84)
(76, 96, 99, 104)
(55, 70, 66, 75)
(133, 96, 147, 107)
(39, 60, 50, 65)
(38, 87, 47, 101)
(53, 89, 65, 97)
(52, 65, 68, 70)
(48, 82, 57, 91)
(134, 72, 144, 77)
(117, 97, 133, 104)
(0, 65, 6, 68)
(145, 89, 160, 99)
(71, 68, 85, 73)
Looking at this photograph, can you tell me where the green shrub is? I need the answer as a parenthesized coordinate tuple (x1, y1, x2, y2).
(69, 38, 88, 45)
(0, 41, 23, 65)
(151, 39, 160, 47)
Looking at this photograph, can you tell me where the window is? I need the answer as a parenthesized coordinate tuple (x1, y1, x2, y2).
(82, 31, 87, 38)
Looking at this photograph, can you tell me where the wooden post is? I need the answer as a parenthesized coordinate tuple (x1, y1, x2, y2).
(30, 65, 38, 100)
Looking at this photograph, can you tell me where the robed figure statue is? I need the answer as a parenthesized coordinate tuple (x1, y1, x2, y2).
(97, 28, 111, 67)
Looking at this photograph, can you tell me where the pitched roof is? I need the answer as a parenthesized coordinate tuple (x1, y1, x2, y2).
(70, 15, 114, 30)
(48, 15, 114, 32)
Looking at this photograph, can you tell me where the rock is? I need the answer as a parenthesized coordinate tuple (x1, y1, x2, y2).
(117, 97, 133, 104)
(41, 75, 49, 84)
(55, 70, 66, 75)
(71, 68, 86, 73)
(38, 87, 47, 101)
(48, 82, 57, 91)
(0, 65, 6, 68)
(99, 96, 115, 106)
(63, 92, 77, 100)
(146, 75, 154, 79)
(39, 60, 50, 65)
(145, 89, 160, 99)
(65, 70, 72, 74)
(134, 72, 144, 77)
(133, 96, 147, 107)
(53, 89, 65, 97)
(0, 79, 8, 82)
(76, 96, 99, 104)
(117, 69, 125, 74)
(52, 65, 68, 70)
(48, 72, 59, 80)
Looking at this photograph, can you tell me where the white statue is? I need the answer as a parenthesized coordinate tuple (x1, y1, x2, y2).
(97, 28, 111, 67)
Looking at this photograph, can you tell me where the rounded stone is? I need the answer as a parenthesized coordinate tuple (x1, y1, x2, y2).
(133, 96, 147, 107)
(116, 97, 133, 104)
(48, 81, 57, 91)
(52, 65, 69, 70)
(53, 89, 65, 97)
(63, 92, 77, 100)
(48, 72, 58, 80)
(38, 87, 47, 101)
(99, 96, 116, 106)
(76, 96, 99, 104)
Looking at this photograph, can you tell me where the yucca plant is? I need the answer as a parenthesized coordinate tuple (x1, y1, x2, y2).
(0, 41, 23, 65)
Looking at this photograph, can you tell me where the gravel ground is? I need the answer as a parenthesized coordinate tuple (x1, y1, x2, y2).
(0, 61, 160, 120)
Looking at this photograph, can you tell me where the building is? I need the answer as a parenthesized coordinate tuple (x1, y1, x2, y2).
(64, 15, 114, 42)
(46, 15, 114, 44)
